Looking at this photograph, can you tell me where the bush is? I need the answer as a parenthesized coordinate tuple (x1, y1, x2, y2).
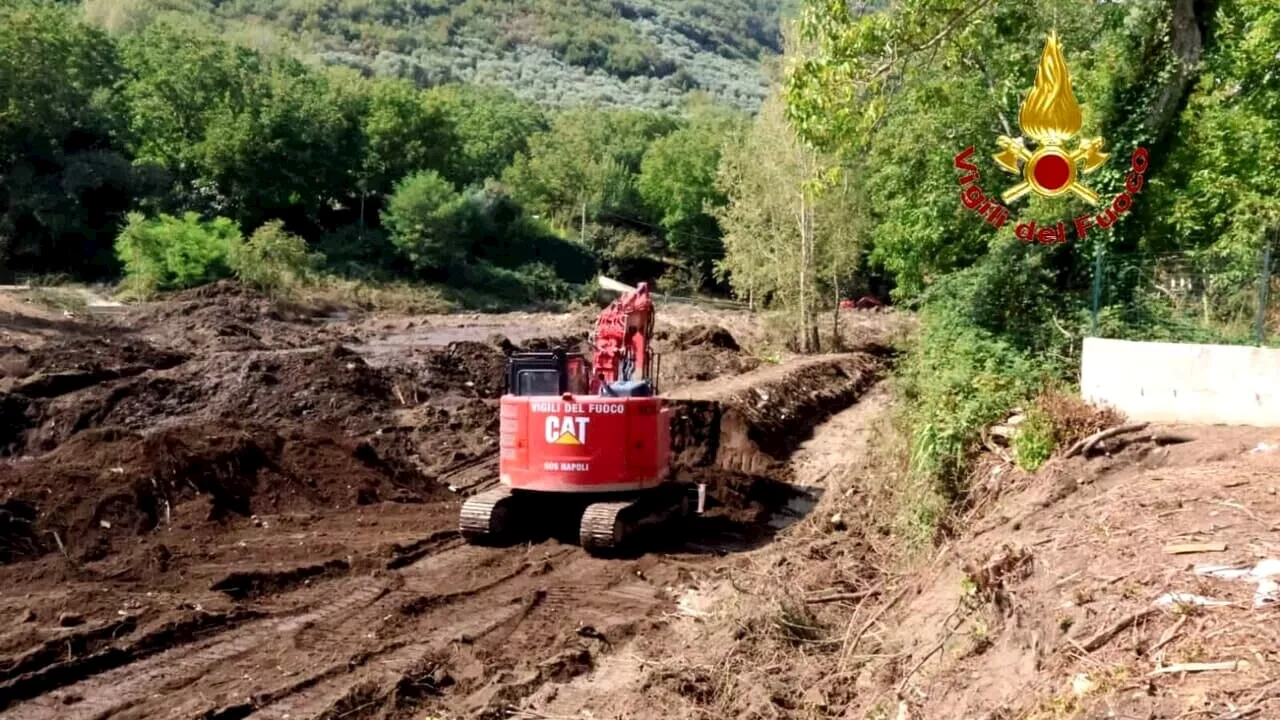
(382, 170, 464, 271)
(114, 212, 240, 296)
(449, 261, 584, 309)
(1012, 407, 1054, 471)
(227, 220, 322, 295)
(894, 246, 1063, 541)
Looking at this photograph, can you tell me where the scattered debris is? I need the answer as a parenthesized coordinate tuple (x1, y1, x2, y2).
(1154, 592, 1232, 609)
(1163, 542, 1227, 555)
(1073, 607, 1159, 653)
(1149, 660, 1246, 676)
(1064, 422, 1150, 458)
(1196, 560, 1280, 608)
(58, 612, 85, 627)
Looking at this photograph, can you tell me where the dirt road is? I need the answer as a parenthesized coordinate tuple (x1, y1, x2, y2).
(0, 284, 902, 719)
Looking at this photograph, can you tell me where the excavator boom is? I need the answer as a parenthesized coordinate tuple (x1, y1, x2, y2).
(589, 280, 655, 394)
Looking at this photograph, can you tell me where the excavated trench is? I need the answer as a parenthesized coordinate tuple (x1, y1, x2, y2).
(664, 352, 889, 538)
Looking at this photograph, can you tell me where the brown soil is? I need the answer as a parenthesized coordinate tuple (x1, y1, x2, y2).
(0, 282, 904, 720)
(529, 398, 1280, 719)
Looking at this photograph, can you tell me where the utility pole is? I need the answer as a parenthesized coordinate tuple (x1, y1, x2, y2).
(1257, 230, 1274, 346)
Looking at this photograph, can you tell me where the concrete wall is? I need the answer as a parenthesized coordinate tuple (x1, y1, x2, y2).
(1081, 337, 1280, 426)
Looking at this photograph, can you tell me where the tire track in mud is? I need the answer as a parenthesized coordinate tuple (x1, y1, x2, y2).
(0, 581, 393, 720)
(0, 545, 545, 720)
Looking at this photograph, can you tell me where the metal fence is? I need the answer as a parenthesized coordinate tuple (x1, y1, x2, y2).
(1088, 241, 1278, 346)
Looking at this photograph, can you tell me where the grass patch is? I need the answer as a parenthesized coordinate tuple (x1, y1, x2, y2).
(24, 287, 89, 313)
(1012, 406, 1055, 471)
(289, 277, 455, 314)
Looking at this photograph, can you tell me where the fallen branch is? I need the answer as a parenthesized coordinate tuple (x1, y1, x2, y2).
(839, 584, 910, 669)
(1073, 607, 1159, 653)
(1064, 422, 1150, 458)
(1150, 660, 1243, 676)
(806, 590, 876, 605)
(896, 603, 971, 697)
(980, 428, 1015, 465)
(1146, 615, 1188, 658)
(1164, 542, 1227, 555)
(1108, 431, 1195, 453)
(1212, 708, 1262, 720)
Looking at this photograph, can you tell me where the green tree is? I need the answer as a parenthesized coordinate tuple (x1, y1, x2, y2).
(114, 211, 241, 295)
(637, 102, 748, 283)
(359, 77, 453, 196)
(783, 0, 1205, 299)
(382, 170, 464, 271)
(1145, 0, 1280, 269)
(427, 84, 549, 188)
(120, 22, 362, 229)
(502, 108, 679, 229)
(0, 0, 129, 278)
(227, 220, 321, 295)
(713, 92, 862, 349)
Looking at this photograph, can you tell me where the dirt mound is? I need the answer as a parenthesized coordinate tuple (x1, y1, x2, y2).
(0, 393, 34, 455)
(21, 345, 393, 455)
(674, 324, 740, 352)
(125, 280, 319, 353)
(0, 421, 443, 565)
(418, 341, 508, 398)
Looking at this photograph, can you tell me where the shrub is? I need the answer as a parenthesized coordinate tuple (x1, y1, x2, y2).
(1012, 407, 1054, 471)
(451, 261, 582, 308)
(382, 170, 464, 271)
(227, 220, 322, 295)
(114, 212, 240, 296)
(895, 246, 1061, 540)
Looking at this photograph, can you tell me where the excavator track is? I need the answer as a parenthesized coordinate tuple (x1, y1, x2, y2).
(579, 501, 634, 554)
(579, 486, 692, 555)
(459, 487, 519, 543)
(462, 484, 695, 554)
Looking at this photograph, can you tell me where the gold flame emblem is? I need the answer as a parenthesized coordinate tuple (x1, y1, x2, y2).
(994, 32, 1107, 205)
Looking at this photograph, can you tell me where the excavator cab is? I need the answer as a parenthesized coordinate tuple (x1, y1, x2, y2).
(505, 350, 590, 397)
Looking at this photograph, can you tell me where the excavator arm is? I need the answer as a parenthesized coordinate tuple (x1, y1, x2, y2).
(589, 277, 656, 395)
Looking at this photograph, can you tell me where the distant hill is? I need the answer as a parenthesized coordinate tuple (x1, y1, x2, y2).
(83, 0, 794, 112)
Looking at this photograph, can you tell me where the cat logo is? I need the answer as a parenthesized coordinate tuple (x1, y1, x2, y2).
(545, 416, 589, 445)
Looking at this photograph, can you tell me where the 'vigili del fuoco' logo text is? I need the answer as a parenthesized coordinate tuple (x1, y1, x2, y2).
(953, 32, 1149, 244)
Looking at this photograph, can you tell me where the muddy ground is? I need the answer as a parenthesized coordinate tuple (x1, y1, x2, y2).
(0, 283, 902, 719)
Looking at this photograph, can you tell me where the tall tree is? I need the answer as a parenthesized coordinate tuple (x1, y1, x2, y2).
(0, 0, 129, 278)
(426, 84, 548, 189)
(713, 92, 862, 349)
(502, 108, 678, 230)
(121, 22, 363, 231)
(637, 100, 748, 285)
(784, 0, 1211, 300)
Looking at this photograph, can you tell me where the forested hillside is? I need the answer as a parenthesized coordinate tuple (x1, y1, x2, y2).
(3, 0, 780, 304)
(81, 0, 791, 112)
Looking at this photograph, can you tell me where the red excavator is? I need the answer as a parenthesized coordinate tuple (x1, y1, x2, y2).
(459, 278, 694, 554)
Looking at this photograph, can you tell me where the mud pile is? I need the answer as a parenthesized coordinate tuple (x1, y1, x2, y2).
(657, 324, 760, 386)
(0, 422, 441, 565)
(123, 280, 327, 353)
